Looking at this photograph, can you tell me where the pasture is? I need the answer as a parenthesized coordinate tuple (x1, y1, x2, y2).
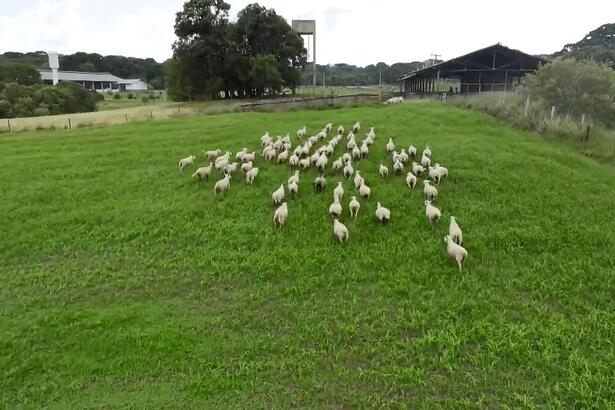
(1, 102, 615, 408)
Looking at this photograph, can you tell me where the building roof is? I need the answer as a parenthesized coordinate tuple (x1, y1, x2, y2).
(400, 44, 548, 81)
(39, 69, 124, 82)
(115, 79, 146, 85)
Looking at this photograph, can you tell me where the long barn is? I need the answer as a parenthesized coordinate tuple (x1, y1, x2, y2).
(400, 44, 546, 94)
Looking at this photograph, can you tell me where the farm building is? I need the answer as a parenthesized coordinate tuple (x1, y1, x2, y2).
(39, 70, 150, 92)
(400, 44, 547, 95)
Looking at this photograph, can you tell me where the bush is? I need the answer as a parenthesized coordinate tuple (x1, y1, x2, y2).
(113, 93, 121, 100)
(127, 94, 134, 100)
(141, 96, 149, 103)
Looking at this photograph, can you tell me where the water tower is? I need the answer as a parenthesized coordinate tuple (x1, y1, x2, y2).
(292, 20, 316, 88)
(48, 51, 60, 85)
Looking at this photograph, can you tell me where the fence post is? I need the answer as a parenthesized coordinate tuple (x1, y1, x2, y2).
(7, 119, 10, 132)
(68, 117, 72, 130)
(581, 113, 586, 126)
(125, 114, 128, 122)
(550, 106, 556, 122)
(150, 111, 153, 120)
(524, 97, 530, 117)
(584, 125, 591, 142)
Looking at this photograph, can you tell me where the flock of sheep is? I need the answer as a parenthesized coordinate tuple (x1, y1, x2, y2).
(177, 121, 469, 272)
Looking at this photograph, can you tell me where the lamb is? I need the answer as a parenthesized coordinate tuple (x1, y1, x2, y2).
(192, 163, 213, 181)
(235, 148, 247, 161)
(393, 160, 404, 174)
(385, 96, 404, 105)
(310, 152, 320, 166)
(425, 200, 441, 224)
(288, 170, 300, 186)
(281, 134, 291, 144)
(342, 152, 352, 164)
(261, 132, 272, 146)
(352, 121, 361, 133)
(277, 150, 289, 163)
(337, 125, 344, 135)
(449, 216, 463, 245)
(214, 158, 229, 172)
(242, 152, 255, 163)
(224, 162, 239, 175)
(204, 149, 221, 160)
(241, 161, 253, 174)
(405, 171, 417, 188)
(429, 164, 446, 184)
(360, 143, 369, 158)
(264, 149, 276, 162)
(333, 181, 344, 201)
(333, 219, 349, 243)
(332, 157, 343, 172)
(329, 195, 342, 218)
(325, 144, 334, 156)
(316, 153, 328, 172)
(423, 145, 432, 158)
(348, 196, 360, 219)
(353, 171, 364, 189)
(317, 129, 327, 141)
(347, 138, 357, 151)
(379, 164, 389, 178)
(325, 123, 333, 133)
(289, 154, 299, 168)
(274, 202, 288, 228)
(367, 127, 375, 139)
(412, 161, 425, 176)
(299, 158, 311, 169)
(421, 153, 431, 168)
(314, 175, 326, 193)
(408, 145, 417, 157)
(178, 155, 196, 171)
(343, 161, 354, 178)
(352, 146, 361, 160)
(213, 174, 231, 194)
(444, 235, 468, 272)
(375, 202, 391, 224)
(399, 149, 409, 163)
(288, 180, 299, 197)
(423, 180, 438, 200)
(386, 138, 395, 154)
(297, 126, 306, 139)
(359, 182, 371, 199)
(272, 184, 285, 205)
(215, 152, 230, 164)
(245, 167, 259, 185)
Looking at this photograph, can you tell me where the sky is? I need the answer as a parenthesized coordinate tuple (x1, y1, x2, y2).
(0, 0, 612, 66)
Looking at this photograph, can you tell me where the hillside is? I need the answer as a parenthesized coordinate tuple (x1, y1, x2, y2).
(1, 103, 615, 407)
(553, 23, 615, 68)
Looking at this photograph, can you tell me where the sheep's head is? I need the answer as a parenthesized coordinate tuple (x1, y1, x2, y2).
(443, 235, 450, 243)
(425, 200, 431, 206)
(451, 216, 456, 222)
(190, 155, 196, 161)
(423, 180, 430, 186)
(376, 202, 381, 208)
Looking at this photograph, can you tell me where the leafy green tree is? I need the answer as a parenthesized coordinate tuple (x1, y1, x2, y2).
(0, 64, 41, 85)
(250, 54, 282, 95)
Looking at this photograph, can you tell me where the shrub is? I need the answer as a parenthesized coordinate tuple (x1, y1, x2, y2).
(113, 93, 121, 100)
(127, 94, 134, 100)
(141, 96, 149, 103)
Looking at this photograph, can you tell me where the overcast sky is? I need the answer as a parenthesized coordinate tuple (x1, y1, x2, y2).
(0, 0, 611, 66)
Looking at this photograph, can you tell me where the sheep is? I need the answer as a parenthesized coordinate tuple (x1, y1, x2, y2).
(178, 155, 196, 172)
(288, 170, 300, 186)
(299, 158, 311, 170)
(405, 171, 417, 189)
(363, 135, 374, 146)
(261, 132, 272, 146)
(391, 151, 400, 163)
(375, 202, 391, 224)
(423, 180, 438, 200)
(430, 163, 448, 183)
(308, 135, 319, 145)
(421, 153, 431, 168)
(213, 174, 231, 194)
(272, 184, 285, 205)
(360, 143, 369, 158)
(342, 152, 352, 164)
(343, 161, 354, 178)
(349, 196, 360, 219)
(333, 219, 349, 243)
(235, 148, 247, 161)
(359, 182, 371, 199)
(352, 146, 361, 160)
(204, 149, 221, 160)
(325, 143, 334, 156)
(277, 150, 289, 164)
(386, 138, 395, 154)
(444, 235, 468, 272)
(449, 216, 463, 245)
(393, 160, 404, 174)
(297, 126, 306, 139)
(288, 180, 299, 197)
(379, 164, 389, 178)
(423, 145, 432, 158)
(274, 202, 288, 228)
(408, 145, 417, 157)
(325, 123, 333, 133)
(273, 138, 283, 151)
(385, 96, 404, 105)
(301, 144, 310, 157)
(412, 161, 425, 176)
(367, 127, 375, 139)
(353, 171, 364, 189)
(245, 167, 259, 185)
(215, 152, 231, 164)
(332, 157, 343, 172)
(329, 195, 342, 218)
(289, 154, 299, 168)
(352, 121, 360, 133)
(281, 134, 291, 144)
(347, 138, 357, 151)
(316, 153, 328, 172)
(192, 163, 213, 181)
(317, 129, 327, 141)
(333, 181, 344, 201)
(314, 175, 326, 193)
(399, 149, 409, 163)
(264, 149, 276, 162)
(262, 144, 274, 157)
(425, 200, 441, 224)
(242, 152, 255, 163)
(241, 161, 253, 174)
(224, 162, 239, 175)
(310, 152, 320, 166)
(337, 125, 345, 135)
(214, 158, 229, 172)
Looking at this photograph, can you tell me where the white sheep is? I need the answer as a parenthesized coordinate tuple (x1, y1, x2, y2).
(314, 175, 326, 193)
(215, 158, 229, 172)
(399, 149, 409, 163)
(423, 180, 438, 200)
(449, 216, 463, 245)
(204, 149, 221, 160)
(444, 235, 468, 272)
(235, 148, 247, 161)
(379, 164, 389, 178)
(353, 171, 364, 189)
(391, 151, 400, 163)
(337, 125, 345, 135)
(264, 149, 276, 162)
(333, 219, 349, 243)
(288, 180, 299, 197)
(408, 145, 417, 157)
(423, 145, 432, 158)
(359, 182, 371, 199)
(329, 195, 342, 218)
(272, 184, 285, 205)
(367, 127, 375, 139)
(242, 152, 255, 163)
(352, 121, 361, 133)
(425, 200, 441, 224)
(192, 163, 213, 181)
(325, 144, 334, 156)
(224, 162, 239, 175)
(349, 196, 360, 219)
(277, 150, 289, 163)
(317, 129, 327, 141)
(297, 126, 306, 139)
(343, 161, 354, 178)
(316, 153, 328, 172)
(360, 143, 369, 158)
(301, 144, 310, 157)
(281, 134, 291, 144)
(289, 154, 299, 168)
(431, 163, 448, 183)
(375, 202, 391, 224)
(178, 155, 196, 172)
(352, 146, 361, 160)
(288, 170, 300, 186)
(363, 135, 374, 146)
(261, 132, 271, 146)
(274, 202, 288, 228)
(342, 152, 352, 164)
(213, 174, 231, 194)
(412, 161, 425, 176)
(332, 157, 343, 172)
(310, 152, 320, 166)
(405, 171, 417, 188)
(325, 123, 333, 133)
(215, 152, 230, 164)
(299, 158, 311, 169)
(386, 138, 395, 154)
(333, 181, 344, 201)
(241, 161, 253, 174)
(393, 160, 404, 174)
(245, 167, 259, 185)
(421, 153, 431, 168)
(347, 138, 357, 151)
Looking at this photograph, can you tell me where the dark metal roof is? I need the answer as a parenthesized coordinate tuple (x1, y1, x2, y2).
(400, 43, 548, 81)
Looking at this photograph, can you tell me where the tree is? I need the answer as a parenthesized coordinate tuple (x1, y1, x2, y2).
(0, 64, 41, 85)
(555, 23, 615, 69)
(250, 54, 282, 95)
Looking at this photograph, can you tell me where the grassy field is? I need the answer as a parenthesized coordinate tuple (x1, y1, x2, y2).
(2, 102, 615, 408)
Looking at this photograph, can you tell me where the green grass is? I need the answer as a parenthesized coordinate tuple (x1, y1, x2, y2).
(2, 102, 615, 408)
(97, 92, 168, 111)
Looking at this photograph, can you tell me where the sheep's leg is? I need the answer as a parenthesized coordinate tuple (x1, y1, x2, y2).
(456, 257, 463, 272)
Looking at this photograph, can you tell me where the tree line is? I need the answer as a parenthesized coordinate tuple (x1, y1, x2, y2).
(300, 62, 423, 87)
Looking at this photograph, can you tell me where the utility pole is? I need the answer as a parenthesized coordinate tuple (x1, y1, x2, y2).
(431, 54, 441, 65)
(379, 71, 382, 88)
(323, 71, 325, 88)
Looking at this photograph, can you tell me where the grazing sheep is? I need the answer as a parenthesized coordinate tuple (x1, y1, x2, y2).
(213, 174, 231, 194)
(274, 202, 288, 228)
(288, 180, 299, 197)
(241, 161, 253, 174)
(379, 164, 389, 178)
(277, 150, 289, 163)
(272, 184, 285, 205)
(385, 96, 404, 105)
(333, 219, 349, 243)
(289, 153, 299, 168)
(337, 125, 345, 135)
(204, 149, 221, 160)
(224, 162, 239, 175)
(421, 153, 432, 168)
(325, 123, 333, 133)
(192, 163, 213, 181)
(299, 158, 311, 169)
(314, 175, 326, 193)
(423, 180, 438, 200)
(343, 161, 354, 178)
(329, 195, 342, 218)
(288, 170, 300, 186)
(423, 145, 432, 158)
(408, 145, 417, 157)
(412, 161, 425, 176)
(393, 160, 404, 174)
(449, 216, 463, 245)
(235, 148, 247, 161)
(353, 171, 364, 189)
(444, 235, 468, 272)
(297, 126, 307, 139)
(399, 149, 409, 163)
(215, 158, 229, 171)
(359, 182, 371, 199)
(178, 155, 196, 172)
(242, 152, 255, 163)
(425, 200, 441, 224)
(375, 202, 391, 224)
(352, 146, 361, 160)
(245, 167, 259, 185)
(334, 181, 344, 201)
(386, 138, 395, 154)
(316, 153, 328, 172)
(430, 163, 448, 183)
(332, 157, 343, 172)
(405, 171, 417, 188)
(342, 152, 352, 164)
(349, 196, 360, 219)
(352, 121, 360, 133)
(360, 143, 369, 158)
(215, 152, 231, 164)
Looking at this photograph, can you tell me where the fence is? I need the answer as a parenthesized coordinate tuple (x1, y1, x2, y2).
(239, 92, 395, 111)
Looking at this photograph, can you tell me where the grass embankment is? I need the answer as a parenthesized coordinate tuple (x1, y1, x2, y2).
(1, 103, 614, 407)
